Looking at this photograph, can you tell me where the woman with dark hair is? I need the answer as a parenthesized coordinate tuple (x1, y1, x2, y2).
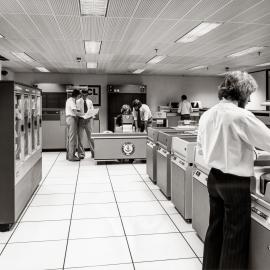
(178, 94, 192, 120)
(198, 71, 270, 269)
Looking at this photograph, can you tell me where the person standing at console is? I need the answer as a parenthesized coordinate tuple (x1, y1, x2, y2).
(76, 89, 95, 159)
(198, 71, 270, 270)
(178, 94, 193, 120)
(132, 99, 152, 132)
(65, 89, 82, 161)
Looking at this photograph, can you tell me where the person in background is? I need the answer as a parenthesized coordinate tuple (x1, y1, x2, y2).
(178, 94, 192, 120)
(76, 89, 95, 159)
(65, 89, 82, 161)
(198, 71, 270, 270)
(132, 99, 152, 132)
(115, 104, 132, 127)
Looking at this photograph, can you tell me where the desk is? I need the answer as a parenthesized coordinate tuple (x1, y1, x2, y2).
(91, 132, 147, 162)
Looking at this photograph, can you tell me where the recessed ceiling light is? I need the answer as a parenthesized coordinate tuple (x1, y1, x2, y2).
(80, 0, 108, 16)
(133, 69, 145, 74)
(12, 52, 35, 63)
(176, 22, 221, 43)
(87, 62, 97, 68)
(85, 41, 101, 54)
(36, 67, 50, 72)
(188, 65, 208, 70)
(227, 47, 265, 58)
(256, 62, 270, 67)
(146, 55, 166, 64)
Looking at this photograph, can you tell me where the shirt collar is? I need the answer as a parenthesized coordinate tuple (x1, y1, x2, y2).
(220, 98, 238, 107)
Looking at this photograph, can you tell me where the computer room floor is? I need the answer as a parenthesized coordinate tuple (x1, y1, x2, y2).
(0, 152, 203, 270)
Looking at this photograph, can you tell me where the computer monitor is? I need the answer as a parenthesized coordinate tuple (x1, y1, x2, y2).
(170, 102, 179, 109)
(191, 101, 202, 111)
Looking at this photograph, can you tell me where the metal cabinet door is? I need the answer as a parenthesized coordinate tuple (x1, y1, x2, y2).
(249, 219, 270, 270)
(146, 140, 154, 181)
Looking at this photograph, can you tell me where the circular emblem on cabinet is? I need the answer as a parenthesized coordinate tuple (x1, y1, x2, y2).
(122, 142, 135, 156)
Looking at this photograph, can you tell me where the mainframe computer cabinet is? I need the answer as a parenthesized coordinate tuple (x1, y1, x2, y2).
(0, 81, 42, 231)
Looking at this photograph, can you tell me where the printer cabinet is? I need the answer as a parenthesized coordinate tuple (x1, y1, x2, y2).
(0, 81, 42, 230)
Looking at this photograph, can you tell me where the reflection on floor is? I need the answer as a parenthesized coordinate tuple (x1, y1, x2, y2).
(0, 152, 203, 270)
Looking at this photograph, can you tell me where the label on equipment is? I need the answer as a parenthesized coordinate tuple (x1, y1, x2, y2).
(122, 142, 135, 156)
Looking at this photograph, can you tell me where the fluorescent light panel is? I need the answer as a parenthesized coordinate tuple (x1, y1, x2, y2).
(12, 52, 35, 63)
(80, 0, 108, 16)
(0, 33, 4, 38)
(133, 69, 145, 74)
(87, 62, 97, 68)
(227, 47, 265, 58)
(256, 62, 270, 67)
(85, 41, 101, 54)
(36, 67, 49, 72)
(176, 22, 221, 43)
(188, 65, 207, 70)
(146, 55, 166, 64)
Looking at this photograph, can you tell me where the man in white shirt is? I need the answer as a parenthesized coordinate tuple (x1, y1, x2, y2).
(198, 71, 270, 270)
(132, 99, 152, 132)
(65, 89, 82, 161)
(76, 90, 95, 159)
(178, 94, 193, 120)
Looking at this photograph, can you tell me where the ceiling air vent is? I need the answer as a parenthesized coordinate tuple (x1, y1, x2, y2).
(0, 55, 9, 61)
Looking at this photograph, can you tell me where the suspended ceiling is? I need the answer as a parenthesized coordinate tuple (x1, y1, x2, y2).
(0, 0, 270, 76)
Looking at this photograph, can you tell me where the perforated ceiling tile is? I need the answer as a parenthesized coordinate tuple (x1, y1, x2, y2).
(208, 0, 262, 22)
(30, 15, 63, 39)
(102, 17, 129, 41)
(4, 14, 43, 39)
(134, 0, 170, 18)
(121, 18, 153, 42)
(19, 0, 52, 15)
(81, 16, 105, 41)
(230, 0, 270, 23)
(254, 13, 270, 25)
(48, 0, 80, 15)
(159, 0, 200, 20)
(107, 0, 140, 18)
(0, 0, 24, 14)
(0, 17, 21, 39)
(183, 0, 231, 20)
(56, 16, 82, 40)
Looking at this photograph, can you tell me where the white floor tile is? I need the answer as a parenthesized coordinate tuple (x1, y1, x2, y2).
(78, 176, 110, 183)
(160, 201, 178, 214)
(145, 181, 160, 190)
(107, 164, 134, 170)
(66, 264, 134, 270)
(135, 258, 202, 270)
(48, 172, 78, 178)
(152, 189, 168, 201)
(0, 227, 16, 244)
(128, 233, 195, 262)
(31, 194, 74, 206)
(183, 232, 204, 257)
(199, 257, 203, 263)
(122, 215, 177, 235)
(76, 183, 112, 193)
(133, 164, 147, 174)
(140, 174, 152, 181)
(65, 237, 131, 268)
(110, 174, 143, 183)
(118, 201, 166, 217)
(10, 220, 70, 243)
(21, 205, 72, 222)
(78, 171, 109, 178)
(72, 203, 119, 219)
(169, 214, 194, 232)
(0, 244, 4, 253)
(75, 192, 115, 204)
(109, 169, 138, 176)
(0, 240, 66, 270)
(37, 184, 75, 195)
(115, 190, 156, 202)
(69, 218, 124, 239)
(43, 177, 77, 185)
(112, 182, 148, 192)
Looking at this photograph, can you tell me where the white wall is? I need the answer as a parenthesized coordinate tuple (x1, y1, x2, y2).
(15, 72, 222, 131)
(246, 70, 267, 111)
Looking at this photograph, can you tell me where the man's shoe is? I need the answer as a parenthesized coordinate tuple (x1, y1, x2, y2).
(79, 155, 85, 159)
(68, 157, 80, 161)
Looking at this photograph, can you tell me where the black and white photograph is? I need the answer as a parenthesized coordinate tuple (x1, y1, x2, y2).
(0, 0, 270, 269)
